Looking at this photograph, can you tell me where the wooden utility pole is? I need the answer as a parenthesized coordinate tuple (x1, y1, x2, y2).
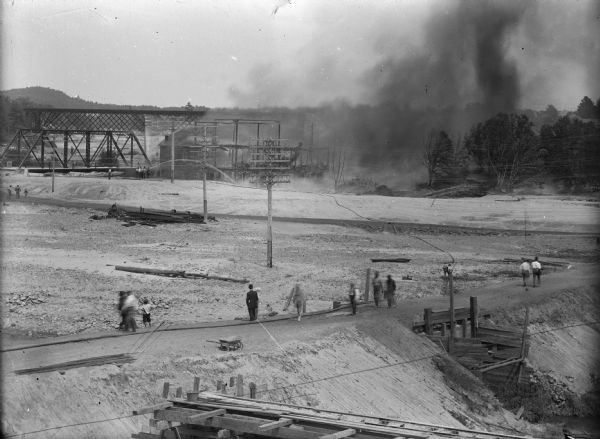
(448, 269, 455, 353)
(203, 126, 208, 222)
(364, 268, 371, 303)
(267, 178, 273, 268)
(51, 154, 55, 193)
(170, 123, 175, 184)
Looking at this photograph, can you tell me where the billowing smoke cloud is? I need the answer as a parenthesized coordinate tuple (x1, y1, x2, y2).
(227, 1, 595, 188)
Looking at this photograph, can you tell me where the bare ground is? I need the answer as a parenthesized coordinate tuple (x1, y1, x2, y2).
(1, 173, 599, 438)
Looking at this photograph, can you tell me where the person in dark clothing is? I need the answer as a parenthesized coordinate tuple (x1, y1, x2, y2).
(246, 284, 259, 321)
(385, 275, 396, 308)
(372, 271, 383, 307)
(117, 291, 127, 330)
(348, 282, 359, 315)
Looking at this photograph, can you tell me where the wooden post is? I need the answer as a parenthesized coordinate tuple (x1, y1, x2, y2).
(364, 268, 371, 303)
(520, 305, 530, 359)
(203, 128, 208, 223)
(175, 387, 182, 398)
(517, 305, 530, 383)
(229, 376, 235, 388)
(448, 270, 455, 354)
(216, 380, 223, 391)
(249, 382, 257, 399)
(236, 375, 244, 397)
(162, 382, 170, 398)
(461, 320, 467, 337)
(424, 308, 433, 335)
(170, 124, 175, 184)
(440, 323, 446, 337)
(193, 376, 200, 392)
(267, 182, 273, 268)
(63, 132, 68, 169)
(470, 296, 478, 338)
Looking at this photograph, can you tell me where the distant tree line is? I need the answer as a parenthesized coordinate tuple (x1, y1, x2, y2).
(0, 96, 33, 143)
(423, 96, 600, 191)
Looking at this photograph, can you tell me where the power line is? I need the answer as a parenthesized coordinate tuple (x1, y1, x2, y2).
(529, 320, 600, 336)
(255, 354, 438, 396)
(4, 414, 137, 438)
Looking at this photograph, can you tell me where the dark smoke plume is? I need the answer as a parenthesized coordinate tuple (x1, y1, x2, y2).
(230, 1, 534, 188)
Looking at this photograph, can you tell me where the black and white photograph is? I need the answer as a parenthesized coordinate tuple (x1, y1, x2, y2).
(1, 1, 599, 438)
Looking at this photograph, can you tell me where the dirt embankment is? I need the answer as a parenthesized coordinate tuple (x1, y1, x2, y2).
(480, 281, 600, 423)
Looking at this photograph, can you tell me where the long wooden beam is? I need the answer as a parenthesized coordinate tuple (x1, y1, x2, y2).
(320, 428, 356, 439)
(187, 408, 226, 424)
(132, 402, 173, 415)
(258, 418, 294, 432)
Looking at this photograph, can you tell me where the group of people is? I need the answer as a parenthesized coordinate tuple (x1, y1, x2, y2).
(370, 271, 397, 310)
(245, 275, 398, 323)
(136, 165, 150, 179)
(117, 291, 154, 331)
(6, 185, 27, 199)
(519, 257, 543, 289)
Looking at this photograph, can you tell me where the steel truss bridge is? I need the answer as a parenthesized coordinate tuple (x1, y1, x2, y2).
(0, 108, 282, 172)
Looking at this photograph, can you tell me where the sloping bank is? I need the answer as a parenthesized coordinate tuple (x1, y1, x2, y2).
(477, 281, 600, 435)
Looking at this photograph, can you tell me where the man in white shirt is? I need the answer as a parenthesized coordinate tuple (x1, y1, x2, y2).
(531, 257, 542, 287)
(123, 292, 138, 332)
(519, 259, 532, 289)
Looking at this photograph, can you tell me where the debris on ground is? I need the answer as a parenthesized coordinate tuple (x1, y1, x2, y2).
(6, 293, 48, 308)
(115, 265, 249, 283)
(107, 203, 217, 225)
(371, 257, 411, 263)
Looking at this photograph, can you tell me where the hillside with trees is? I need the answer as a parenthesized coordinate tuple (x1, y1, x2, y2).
(1, 87, 598, 193)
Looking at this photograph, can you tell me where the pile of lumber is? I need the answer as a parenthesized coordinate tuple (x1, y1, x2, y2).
(115, 265, 248, 283)
(131, 390, 533, 439)
(108, 204, 214, 224)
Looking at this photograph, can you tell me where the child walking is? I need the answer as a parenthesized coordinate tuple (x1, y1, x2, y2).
(140, 298, 154, 328)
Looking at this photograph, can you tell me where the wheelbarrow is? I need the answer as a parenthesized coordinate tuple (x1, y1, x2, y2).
(207, 335, 243, 351)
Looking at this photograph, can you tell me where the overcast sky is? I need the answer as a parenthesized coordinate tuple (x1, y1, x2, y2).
(2, 0, 599, 110)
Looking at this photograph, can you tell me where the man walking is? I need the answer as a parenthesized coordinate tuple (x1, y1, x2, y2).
(372, 271, 383, 307)
(123, 291, 138, 332)
(531, 256, 542, 287)
(284, 282, 306, 321)
(348, 283, 359, 315)
(385, 274, 396, 308)
(246, 284, 259, 321)
(519, 259, 532, 290)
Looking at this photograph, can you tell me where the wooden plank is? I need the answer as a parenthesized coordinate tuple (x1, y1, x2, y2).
(236, 375, 244, 397)
(187, 409, 226, 424)
(155, 408, 200, 423)
(187, 392, 200, 402)
(131, 433, 161, 439)
(430, 307, 469, 323)
(115, 265, 185, 277)
(478, 324, 521, 335)
(319, 428, 356, 439)
(258, 418, 294, 432)
(478, 357, 523, 373)
(424, 308, 433, 335)
(162, 382, 170, 398)
(470, 296, 478, 337)
(132, 402, 173, 415)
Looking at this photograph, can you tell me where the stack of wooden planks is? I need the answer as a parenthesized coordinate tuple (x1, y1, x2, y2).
(109, 205, 213, 224)
(131, 391, 536, 439)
